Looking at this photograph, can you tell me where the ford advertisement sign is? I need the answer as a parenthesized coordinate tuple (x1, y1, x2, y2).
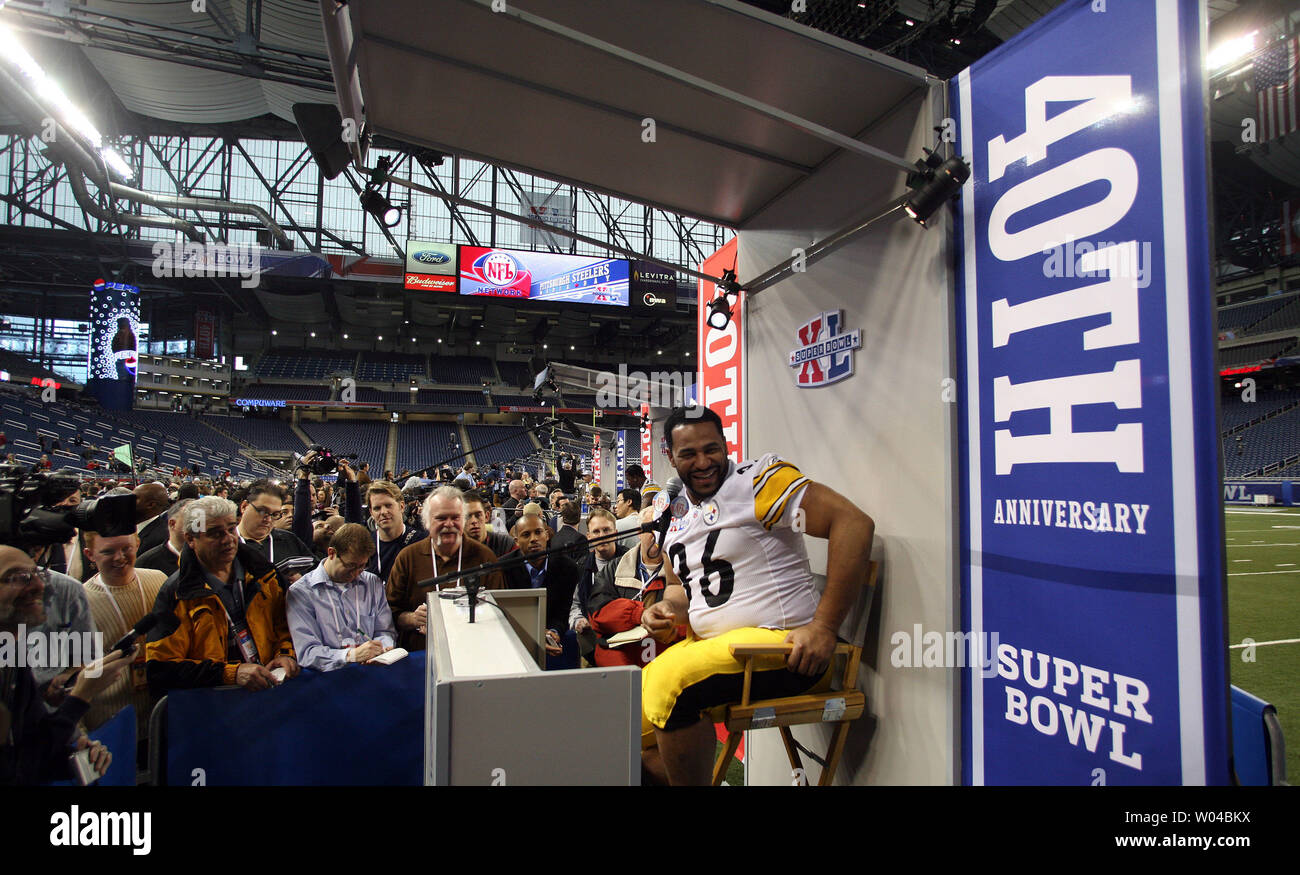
(404, 240, 457, 292)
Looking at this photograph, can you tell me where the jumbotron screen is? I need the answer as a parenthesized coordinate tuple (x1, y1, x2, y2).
(88, 279, 140, 382)
(457, 246, 629, 306)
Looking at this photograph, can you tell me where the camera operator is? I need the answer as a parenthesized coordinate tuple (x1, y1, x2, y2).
(294, 452, 362, 561)
(1, 544, 130, 785)
(557, 454, 577, 494)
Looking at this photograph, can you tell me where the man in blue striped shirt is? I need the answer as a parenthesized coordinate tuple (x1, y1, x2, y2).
(286, 524, 397, 672)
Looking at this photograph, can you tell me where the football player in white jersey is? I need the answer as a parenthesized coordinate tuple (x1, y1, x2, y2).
(639, 406, 874, 785)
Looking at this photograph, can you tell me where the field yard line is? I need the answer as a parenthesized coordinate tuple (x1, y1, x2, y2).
(1227, 569, 1300, 576)
(1226, 543, 1300, 547)
(1224, 510, 1300, 515)
(1229, 529, 1300, 533)
(1228, 638, 1300, 649)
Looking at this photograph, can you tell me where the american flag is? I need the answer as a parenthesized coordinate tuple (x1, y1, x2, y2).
(1256, 36, 1298, 143)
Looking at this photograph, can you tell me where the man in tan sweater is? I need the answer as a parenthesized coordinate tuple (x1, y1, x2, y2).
(81, 531, 168, 736)
(385, 486, 506, 651)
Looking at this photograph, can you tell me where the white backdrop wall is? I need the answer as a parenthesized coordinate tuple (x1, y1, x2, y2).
(737, 81, 957, 785)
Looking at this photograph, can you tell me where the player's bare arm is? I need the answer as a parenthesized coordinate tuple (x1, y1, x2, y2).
(784, 480, 874, 676)
(642, 562, 689, 642)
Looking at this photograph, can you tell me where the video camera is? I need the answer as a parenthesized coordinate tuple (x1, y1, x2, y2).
(295, 445, 359, 476)
(0, 466, 137, 548)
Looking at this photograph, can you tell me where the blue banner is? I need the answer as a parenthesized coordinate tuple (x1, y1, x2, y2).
(1223, 481, 1293, 505)
(953, 0, 1227, 784)
(165, 653, 426, 785)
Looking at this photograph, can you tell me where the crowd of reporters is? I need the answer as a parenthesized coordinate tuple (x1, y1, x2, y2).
(0, 448, 661, 784)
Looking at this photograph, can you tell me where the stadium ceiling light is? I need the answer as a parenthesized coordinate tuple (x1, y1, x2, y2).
(1208, 31, 1257, 71)
(377, 334, 383, 341)
(437, 338, 443, 343)
(343, 333, 349, 339)
(359, 187, 401, 227)
(310, 331, 316, 337)
(271, 330, 278, 336)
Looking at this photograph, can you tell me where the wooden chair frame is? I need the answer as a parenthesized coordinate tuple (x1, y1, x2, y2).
(712, 561, 879, 786)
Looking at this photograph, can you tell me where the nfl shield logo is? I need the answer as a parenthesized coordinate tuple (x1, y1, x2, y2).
(788, 310, 862, 387)
(482, 252, 519, 286)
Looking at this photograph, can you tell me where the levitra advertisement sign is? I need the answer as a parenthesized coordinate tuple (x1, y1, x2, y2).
(953, 0, 1228, 784)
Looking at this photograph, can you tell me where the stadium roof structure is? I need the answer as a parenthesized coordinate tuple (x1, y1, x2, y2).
(334, 0, 933, 230)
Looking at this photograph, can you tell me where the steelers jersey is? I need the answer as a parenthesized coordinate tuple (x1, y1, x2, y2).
(661, 453, 817, 639)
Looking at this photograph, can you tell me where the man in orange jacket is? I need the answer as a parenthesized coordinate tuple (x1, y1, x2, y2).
(146, 496, 299, 694)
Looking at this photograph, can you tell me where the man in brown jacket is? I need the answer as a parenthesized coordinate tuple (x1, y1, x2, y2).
(385, 486, 505, 651)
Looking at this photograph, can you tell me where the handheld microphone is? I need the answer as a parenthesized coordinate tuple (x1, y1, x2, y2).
(647, 477, 685, 550)
(110, 612, 159, 657)
(62, 613, 159, 691)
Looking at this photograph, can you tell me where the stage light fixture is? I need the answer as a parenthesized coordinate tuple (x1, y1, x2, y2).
(706, 270, 740, 330)
(904, 151, 971, 227)
(359, 187, 401, 227)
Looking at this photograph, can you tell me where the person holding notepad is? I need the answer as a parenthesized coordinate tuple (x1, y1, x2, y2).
(286, 524, 398, 672)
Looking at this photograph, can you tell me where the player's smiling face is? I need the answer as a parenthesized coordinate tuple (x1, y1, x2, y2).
(670, 421, 729, 500)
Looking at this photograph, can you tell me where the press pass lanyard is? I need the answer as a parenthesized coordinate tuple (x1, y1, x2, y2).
(328, 579, 366, 643)
(374, 525, 405, 576)
(223, 570, 260, 665)
(431, 538, 463, 591)
(86, 574, 147, 635)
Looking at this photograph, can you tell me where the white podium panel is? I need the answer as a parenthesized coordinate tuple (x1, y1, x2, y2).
(424, 588, 641, 785)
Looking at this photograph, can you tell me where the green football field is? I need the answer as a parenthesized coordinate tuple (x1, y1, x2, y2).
(1224, 506, 1300, 783)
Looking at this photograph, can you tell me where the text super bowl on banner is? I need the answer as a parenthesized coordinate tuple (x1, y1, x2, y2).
(953, 0, 1228, 784)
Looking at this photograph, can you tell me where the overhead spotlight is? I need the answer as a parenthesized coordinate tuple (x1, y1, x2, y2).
(706, 272, 739, 331)
(903, 152, 971, 227)
(437, 338, 443, 343)
(377, 334, 383, 341)
(359, 187, 401, 227)
(310, 331, 316, 337)
(271, 329, 278, 336)
(343, 333, 349, 339)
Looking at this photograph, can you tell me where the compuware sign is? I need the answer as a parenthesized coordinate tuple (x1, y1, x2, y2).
(953, 0, 1227, 784)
